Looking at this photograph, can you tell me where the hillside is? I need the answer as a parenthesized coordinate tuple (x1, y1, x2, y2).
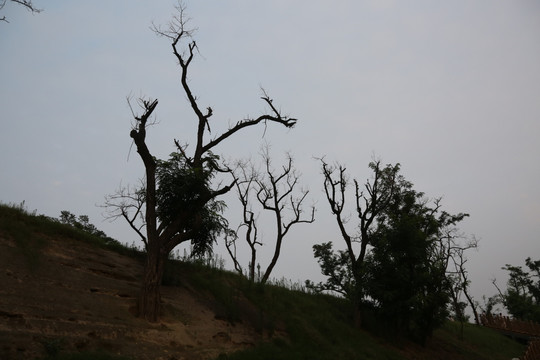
(0, 205, 527, 359)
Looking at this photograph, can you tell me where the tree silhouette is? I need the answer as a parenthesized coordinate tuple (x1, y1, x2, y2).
(316, 159, 403, 326)
(227, 148, 314, 284)
(106, 3, 296, 321)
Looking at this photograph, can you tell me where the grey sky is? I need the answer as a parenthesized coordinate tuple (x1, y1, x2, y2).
(1, 1, 539, 308)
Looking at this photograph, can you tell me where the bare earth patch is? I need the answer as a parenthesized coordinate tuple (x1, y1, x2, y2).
(0, 234, 261, 360)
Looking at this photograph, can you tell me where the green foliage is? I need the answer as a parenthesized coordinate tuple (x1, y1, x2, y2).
(307, 242, 355, 298)
(156, 152, 232, 256)
(365, 188, 457, 344)
(313, 160, 469, 344)
(481, 294, 502, 316)
(56, 210, 133, 256)
(59, 211, 107, 238)
(501, 257, 540, 321)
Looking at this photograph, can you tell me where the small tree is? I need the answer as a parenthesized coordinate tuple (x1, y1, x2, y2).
(444, 232, 480, 327)
(307, 242, 355, 298)
(226, 148, 315, 284)
(364, 191, 468, 344)
(105, 4, 297, 321)
(313, 159, 403, 325)
(226, 161, 259, 281)
(496, 258, 540, 322)
(59, 211, 107, 238)
(312, 159, 471, 343)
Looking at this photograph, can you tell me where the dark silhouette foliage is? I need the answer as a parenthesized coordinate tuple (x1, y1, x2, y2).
(311, 159, 470, 344)
(59, 211, 108, 239)
(365, 188, 460, 344)
(500, 258, 540, 322)
(155, 152, 231, 257)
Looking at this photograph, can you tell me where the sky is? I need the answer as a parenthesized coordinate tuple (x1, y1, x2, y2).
(1, 1, 539, 311)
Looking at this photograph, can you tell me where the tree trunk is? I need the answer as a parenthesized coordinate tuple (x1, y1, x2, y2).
(463, 287, 480, 325)
(353, 303, 363, 328)
(137, 246, 165, 322)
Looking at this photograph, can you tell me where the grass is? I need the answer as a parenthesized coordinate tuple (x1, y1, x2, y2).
(227, 286, 404, 360)
(0, 202, 528, 360)
(434, 321, 527, 359)
(0, 202, 144, 269)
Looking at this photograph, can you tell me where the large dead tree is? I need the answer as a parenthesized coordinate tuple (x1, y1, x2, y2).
(108, 4, 296, 322)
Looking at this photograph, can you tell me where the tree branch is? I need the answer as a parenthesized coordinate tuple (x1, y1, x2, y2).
(202, 97, 297, 155)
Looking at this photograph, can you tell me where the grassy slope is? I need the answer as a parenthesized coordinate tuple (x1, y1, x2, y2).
(0, 204, 527, 360)
(178, 264, 526, 360)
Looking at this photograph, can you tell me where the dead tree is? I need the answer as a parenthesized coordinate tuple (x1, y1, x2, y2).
(428, 206, 479, 330)
(225, 162, 260, 281)
(106, 4, 296, 322)
(447, 235, 480, 325)
(103, 180, 147, 247)
(227, 149, 314, 284)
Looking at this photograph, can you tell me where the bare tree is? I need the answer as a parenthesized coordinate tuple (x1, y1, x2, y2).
(106, 3, 296, 322)
(103, 180, 147, 247)
(319, 159, 402, 325)
(0, 0, 41, 22)
(431, 212, 479, 327)
(227, 148, 315, 284)
(226, 162, 260, 281)
(257, 150, 315, 284)
(448, 237, 480, 326)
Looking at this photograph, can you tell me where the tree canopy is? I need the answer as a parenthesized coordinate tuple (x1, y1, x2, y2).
(499, 257, 540, 322)
(155, 151, 231, 257)
(310, 160, 471, 344)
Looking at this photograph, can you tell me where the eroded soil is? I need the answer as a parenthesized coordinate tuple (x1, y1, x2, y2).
(0, 234, 261, 360)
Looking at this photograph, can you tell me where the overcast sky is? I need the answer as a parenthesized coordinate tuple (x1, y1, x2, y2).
(1, 1, 539, 309)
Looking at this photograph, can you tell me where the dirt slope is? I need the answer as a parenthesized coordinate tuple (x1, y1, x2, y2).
(0, 234, 259, 360)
